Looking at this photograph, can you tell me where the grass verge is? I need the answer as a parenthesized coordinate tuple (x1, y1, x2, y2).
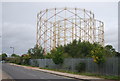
(39, 67, 120, 80)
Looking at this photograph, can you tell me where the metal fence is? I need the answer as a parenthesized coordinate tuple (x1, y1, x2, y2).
(29, 57, 119, 76)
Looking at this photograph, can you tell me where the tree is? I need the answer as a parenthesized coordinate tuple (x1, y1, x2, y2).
(78, 41, 93, 57)
(21, 54, 31, 65)
(45, 53, 52, 59)
(0, 55, 2, 61)
(46, 39, 117, 64)
(63, 40, 93, 58)
(64, 39, 79, 58)
(105, 45, 116, 56)
(1, 53, 7, 61)
(28, 45, 44, 59)
(51, 46, 64, 65)
(11, 54, 20, 57)
(91, 43, 106, 64)
(115, 52, 120, 57)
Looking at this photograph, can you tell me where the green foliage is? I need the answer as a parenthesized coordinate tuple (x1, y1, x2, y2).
(115, 52, 120, 57)
(11, 54, 20, 57)
(6, 57, 21, 64)
(91, 43, 106, 64)
(75, 62, 86, 72)
(4, 53, 22, 64)
(6, 54, 30, 65)
(64, 40, 78, 57)
(51, 46, 64, 65)
(0, 55, 2, 61)
(46, 39, 119, 64)
(105, 45, 116, 57)
(28, 45, 44, 59)
(1, 53, 7, 61)
(64, 40, 93, 58)
(21, 54, 31, 65)
(77, 41, 93, 57)
(104, 45, 120, 57)
(5, 45, 44, 65)
(45, 53, 52, 59)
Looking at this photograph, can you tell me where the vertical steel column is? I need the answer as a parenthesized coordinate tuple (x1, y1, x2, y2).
(93, 14, 96, 43)
(36, 13, 39, 46)
(102, 22, 104, 46)
(72, 19, 74, 41)
(50, 23, 52, 50)
(44, 21, 46, 53)
(53, 8, 57, 48)
(79, 19, 81, 41)
(87, 18, 89, 41)
(58, 22, 60, 46)
(98, 21, 101, 44)
(37, 12, 42, 46)
(75, 8, 77, 40)
(45, 9, 48, 54)
(83, 9, 86, 41)
(64, 7, 67, 45)
(89, 11, 92, 43)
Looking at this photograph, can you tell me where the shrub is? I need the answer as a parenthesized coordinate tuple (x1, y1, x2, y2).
(21, 54, 31, 65)
(14, 57, 21, 64)
(5, 57, 21, 64)
(1, 53, 7, 61)
(51, 47, 64, 65)
(75, 62, 86, 72)
(28, 45, 44, 59)
(91, 44, 106, 64)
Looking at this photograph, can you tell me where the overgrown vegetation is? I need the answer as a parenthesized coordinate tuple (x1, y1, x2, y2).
(3, 45, 44, 65)
(1, 39, 119, 80)
(1, 40, 119, 65)
(50, 46, 64, 65)
(28, 45, 44, 59)
(46, 39, 120, 64)
(0, 53, 7, 61)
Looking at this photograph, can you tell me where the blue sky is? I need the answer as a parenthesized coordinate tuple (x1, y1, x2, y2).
(1, 2, 118, 55)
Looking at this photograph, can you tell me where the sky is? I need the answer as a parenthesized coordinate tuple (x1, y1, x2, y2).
(1, 2, 118, 56)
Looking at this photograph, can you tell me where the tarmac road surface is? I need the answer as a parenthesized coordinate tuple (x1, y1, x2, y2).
(2, 63, 83, 81)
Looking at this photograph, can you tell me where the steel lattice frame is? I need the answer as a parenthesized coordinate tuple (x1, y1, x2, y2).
(36, 7, 104, 54)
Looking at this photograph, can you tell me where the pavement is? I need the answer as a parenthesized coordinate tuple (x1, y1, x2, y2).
(8, 63, 117, 81)
(2, 63, 82, 81)
(2, 71, 12, 79)
(2, 63, 117, 81)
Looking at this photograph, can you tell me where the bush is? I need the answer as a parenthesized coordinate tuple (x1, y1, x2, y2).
(51, 47, 64, 65)
(91, 44, 106, 64)
(1, 53, 7, 61)
(28, 45, 44, 59)
(5, 57, 22, 64)
(14, 57, 21, 64)
(75, 62, 86, 72)
(21, 54, 31, 65)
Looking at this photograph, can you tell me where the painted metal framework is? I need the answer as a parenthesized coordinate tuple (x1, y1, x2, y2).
(36, 7, 104, 54)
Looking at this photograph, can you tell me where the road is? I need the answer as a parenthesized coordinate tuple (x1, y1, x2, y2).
(2, 63, 82, 81)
